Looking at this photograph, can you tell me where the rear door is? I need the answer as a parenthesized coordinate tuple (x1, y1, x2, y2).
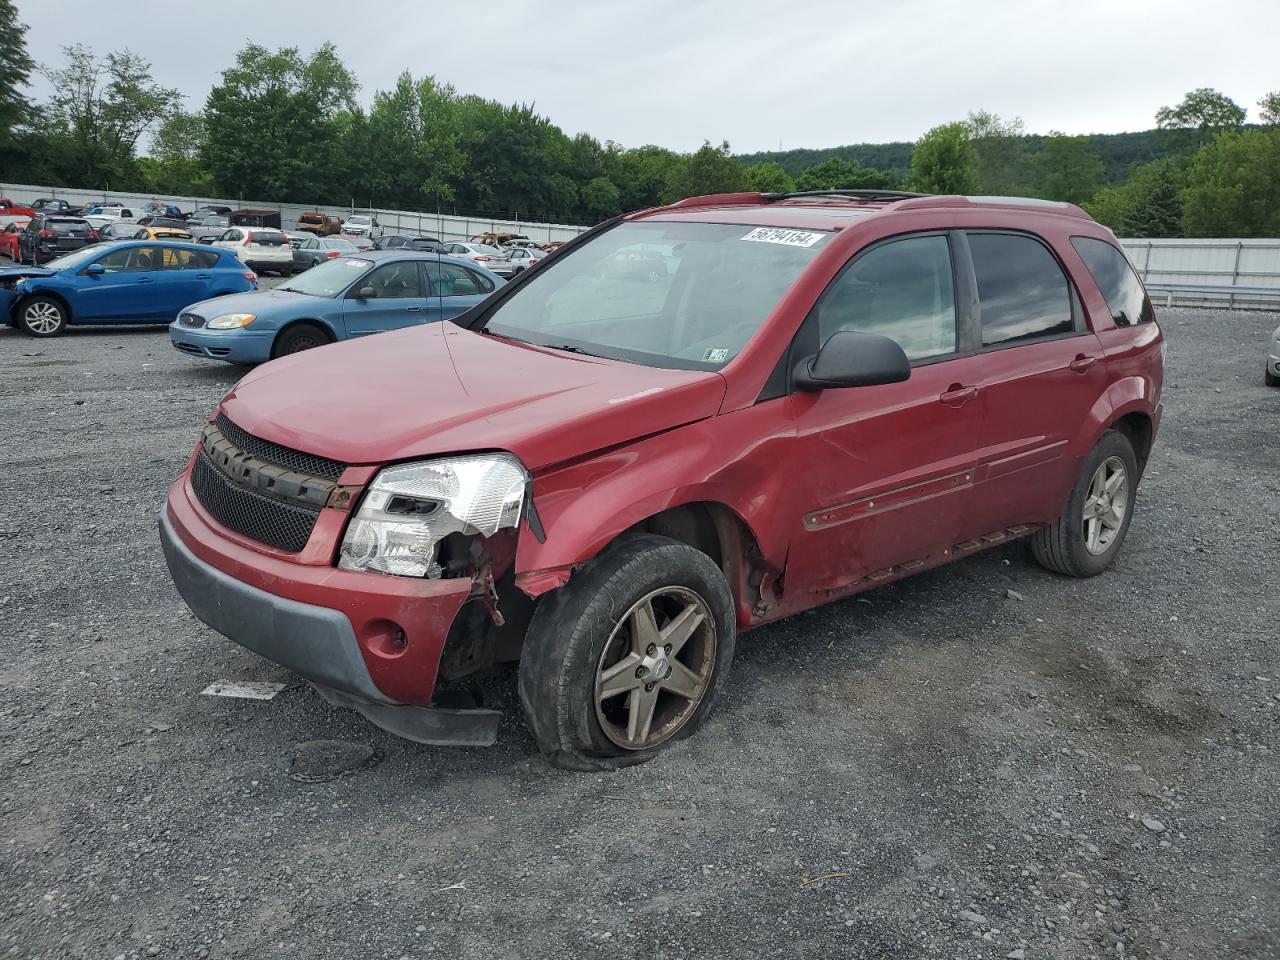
(423, 260, 495, 322)
(342, 259, 432, 335)
(785, 232, 988, 594)
(152, 247, 209, 317)
(954, 230, 1108, 541)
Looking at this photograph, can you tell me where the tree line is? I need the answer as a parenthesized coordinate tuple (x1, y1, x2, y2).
(0, 2, 1276, 236)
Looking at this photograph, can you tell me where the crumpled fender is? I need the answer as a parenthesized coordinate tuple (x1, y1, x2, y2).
(514, 402, 797, 598)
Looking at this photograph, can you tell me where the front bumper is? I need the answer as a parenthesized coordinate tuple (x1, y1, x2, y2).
(169, 321, 274, 364)
(1267, 343, 1280, 377)
(160, 478, 500, 746)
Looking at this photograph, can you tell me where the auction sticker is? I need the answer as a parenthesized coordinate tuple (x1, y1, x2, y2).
(740, 227, 826, 248)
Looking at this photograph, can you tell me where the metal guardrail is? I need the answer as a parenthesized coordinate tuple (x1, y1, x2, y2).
(1145, 282, 1280, 310)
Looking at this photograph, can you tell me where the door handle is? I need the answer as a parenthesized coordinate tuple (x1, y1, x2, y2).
(136, 277, 152, 283)
(1069, 354, 1098, 373)
(406, 306, 421, 312)
(194, 273, 211, 280)
(939, 384, 978, 406)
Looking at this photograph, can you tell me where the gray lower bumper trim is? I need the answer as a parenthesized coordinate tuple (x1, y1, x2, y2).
(312, 684, 501, 747)
(160, 511, 390, 703)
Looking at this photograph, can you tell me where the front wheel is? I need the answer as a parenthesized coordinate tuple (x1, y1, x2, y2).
(1031, 429, 1138, 577)
(272, 322, 330, 358)
(1266, 366, 1279, 387)
(518, 534, 736, 770)
(17, 297, 68, 337)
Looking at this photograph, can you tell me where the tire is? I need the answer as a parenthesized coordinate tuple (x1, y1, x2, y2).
(1266, 367, 1279, 387)
(272, 322, 330, 358)
(1031, 429, 1138, 578)
(518, 534, 736, 771)
(17, 296, 69, 337)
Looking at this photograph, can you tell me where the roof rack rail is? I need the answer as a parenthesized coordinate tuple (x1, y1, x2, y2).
(665, 192, 770, 208)
(762, 189, 930, 202)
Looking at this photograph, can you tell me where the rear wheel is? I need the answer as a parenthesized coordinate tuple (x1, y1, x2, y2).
(518, 534, 736, 770)
(17, 297, 68, 337)
(1031, 429, 1138, 577)
(1266, 366, 1279, 387)
(272, 322, 330, 358)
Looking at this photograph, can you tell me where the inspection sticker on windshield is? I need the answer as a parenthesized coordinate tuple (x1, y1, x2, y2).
(703, 348, 730, 363)
(740, 227, 826, 248)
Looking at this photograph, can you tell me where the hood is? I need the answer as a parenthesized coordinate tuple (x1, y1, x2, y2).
(0, 266, 55, 281)
(220, 323, 727, 470)
(185, 289, 316, 318)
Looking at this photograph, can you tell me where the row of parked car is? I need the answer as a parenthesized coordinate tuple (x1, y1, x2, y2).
(0, 198, 556, 281)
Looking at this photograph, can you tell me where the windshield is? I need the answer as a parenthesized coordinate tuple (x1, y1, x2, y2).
(42, 246, 106, 271)
(202, 216, 228, 226)
(347, 216, 372, 225)
(480, 220, 829, 369)
(326, 237, 357, 249)
(277, 257, 372, 297)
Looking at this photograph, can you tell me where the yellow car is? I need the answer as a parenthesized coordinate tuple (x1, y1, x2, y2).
(138, 225, 194, 241)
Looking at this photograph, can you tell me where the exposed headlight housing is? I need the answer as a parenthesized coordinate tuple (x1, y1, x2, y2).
(207, 312, 256, 329)
(338, 454, 528, 578)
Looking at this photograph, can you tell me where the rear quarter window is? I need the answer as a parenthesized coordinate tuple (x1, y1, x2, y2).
(1071, 236, 1154, 327)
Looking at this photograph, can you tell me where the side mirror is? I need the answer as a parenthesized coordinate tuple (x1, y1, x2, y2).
(357, 286, 376, 300)
(793, 331, 910, 391)
(85, 262, 106, 276)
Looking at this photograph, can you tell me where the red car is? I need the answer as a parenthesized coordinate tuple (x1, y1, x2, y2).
(161, 189, 1163, 769)
(0, 220, 28, 259)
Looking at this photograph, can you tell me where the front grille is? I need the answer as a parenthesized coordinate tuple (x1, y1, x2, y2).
(214, 413, 346, 482)
(179, 312, 205, 327)
(191, 451, 320, 553)
(174, 341, 202, 355)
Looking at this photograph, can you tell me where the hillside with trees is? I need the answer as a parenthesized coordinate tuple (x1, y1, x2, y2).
(1, 1, 1277, 238)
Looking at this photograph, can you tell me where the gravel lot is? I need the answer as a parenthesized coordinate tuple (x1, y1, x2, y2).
(1, 308, 1277, 960)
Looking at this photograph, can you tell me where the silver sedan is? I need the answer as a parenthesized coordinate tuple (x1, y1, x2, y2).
(1266, 324, 1280, 387)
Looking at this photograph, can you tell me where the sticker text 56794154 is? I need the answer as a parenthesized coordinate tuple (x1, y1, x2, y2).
(740, 227, 827, 248)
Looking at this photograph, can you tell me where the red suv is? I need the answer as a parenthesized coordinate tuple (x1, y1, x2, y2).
(160, 190, 1163, 770)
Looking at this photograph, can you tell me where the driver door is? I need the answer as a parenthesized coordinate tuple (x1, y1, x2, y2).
(784, 232, 988, 595)
(342, 260, 433, 336)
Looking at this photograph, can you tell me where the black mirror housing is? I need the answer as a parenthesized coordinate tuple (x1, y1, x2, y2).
(794, 331, 911, 391)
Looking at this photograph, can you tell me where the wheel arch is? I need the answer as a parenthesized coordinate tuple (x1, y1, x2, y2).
(271, 316, 337, 353)
(16, 287, 74, 325)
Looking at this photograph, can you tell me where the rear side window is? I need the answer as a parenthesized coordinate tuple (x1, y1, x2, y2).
(179, 249, 219, 270)
(1071, 236, 1153, 327)
(818, 234, 957, 361)
(969, 233, 1074, 346)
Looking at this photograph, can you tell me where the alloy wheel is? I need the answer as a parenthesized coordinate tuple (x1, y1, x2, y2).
(23, 301, 63, 334)
(593, 586, 717, 750)
(1082, 455, 1129, 555)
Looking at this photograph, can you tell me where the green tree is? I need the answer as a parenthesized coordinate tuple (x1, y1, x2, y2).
(1086, 157, 1186, 238)
(666, 140, 746, 201)
(1156, 88, 1246, 151)
(793, 157, 895, 191)
(581, 176, 621, 219)
(909, 122, 978, 194)
(1180, 128, 1280, 237)
(743, 161, 795, 193)
(0, 0, 33, 148)
(967, 109, 1028, 195)
(39, 44, 182, 187)
(138, 110, 212, 194)
(202, 42, 357, 201)
(614, 145, 684, 211)
(1259, 91, 1280, 126)
(1032, 134, 1104, 205)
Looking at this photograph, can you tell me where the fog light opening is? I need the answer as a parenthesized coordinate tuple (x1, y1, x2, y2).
(362, 619, 408, 658)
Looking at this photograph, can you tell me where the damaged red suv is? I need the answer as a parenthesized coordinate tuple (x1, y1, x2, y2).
(161, 190, 1163, 769)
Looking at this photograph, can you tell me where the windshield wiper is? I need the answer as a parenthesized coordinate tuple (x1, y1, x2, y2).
(540, 343, 600, 357)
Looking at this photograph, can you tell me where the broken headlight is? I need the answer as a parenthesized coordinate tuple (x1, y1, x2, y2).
(338, 454, 527, 578)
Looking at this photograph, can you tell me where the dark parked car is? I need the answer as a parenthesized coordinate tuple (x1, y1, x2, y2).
(30, 197, 81, 215)
(160, 189, 1164, 770)
(291, 235, 360, 273)
(137, 216, 190, 230)
(188, 205, 233, 222)
(17, 215, 97, 263)
(373, 234, 445, 253)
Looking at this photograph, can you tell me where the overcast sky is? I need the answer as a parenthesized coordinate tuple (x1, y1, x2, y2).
(17, 0, 1280, 154)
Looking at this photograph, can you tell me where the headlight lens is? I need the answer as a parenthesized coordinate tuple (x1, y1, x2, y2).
(207, 312, 256, 329)
(338, 454, 527, 578)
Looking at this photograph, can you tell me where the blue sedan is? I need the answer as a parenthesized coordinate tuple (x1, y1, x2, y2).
(2, 241, 256, 337)
(168, 250, 505, 363)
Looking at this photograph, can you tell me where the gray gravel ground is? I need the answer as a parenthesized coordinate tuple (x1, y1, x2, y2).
(1, 308, 1277, 960)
